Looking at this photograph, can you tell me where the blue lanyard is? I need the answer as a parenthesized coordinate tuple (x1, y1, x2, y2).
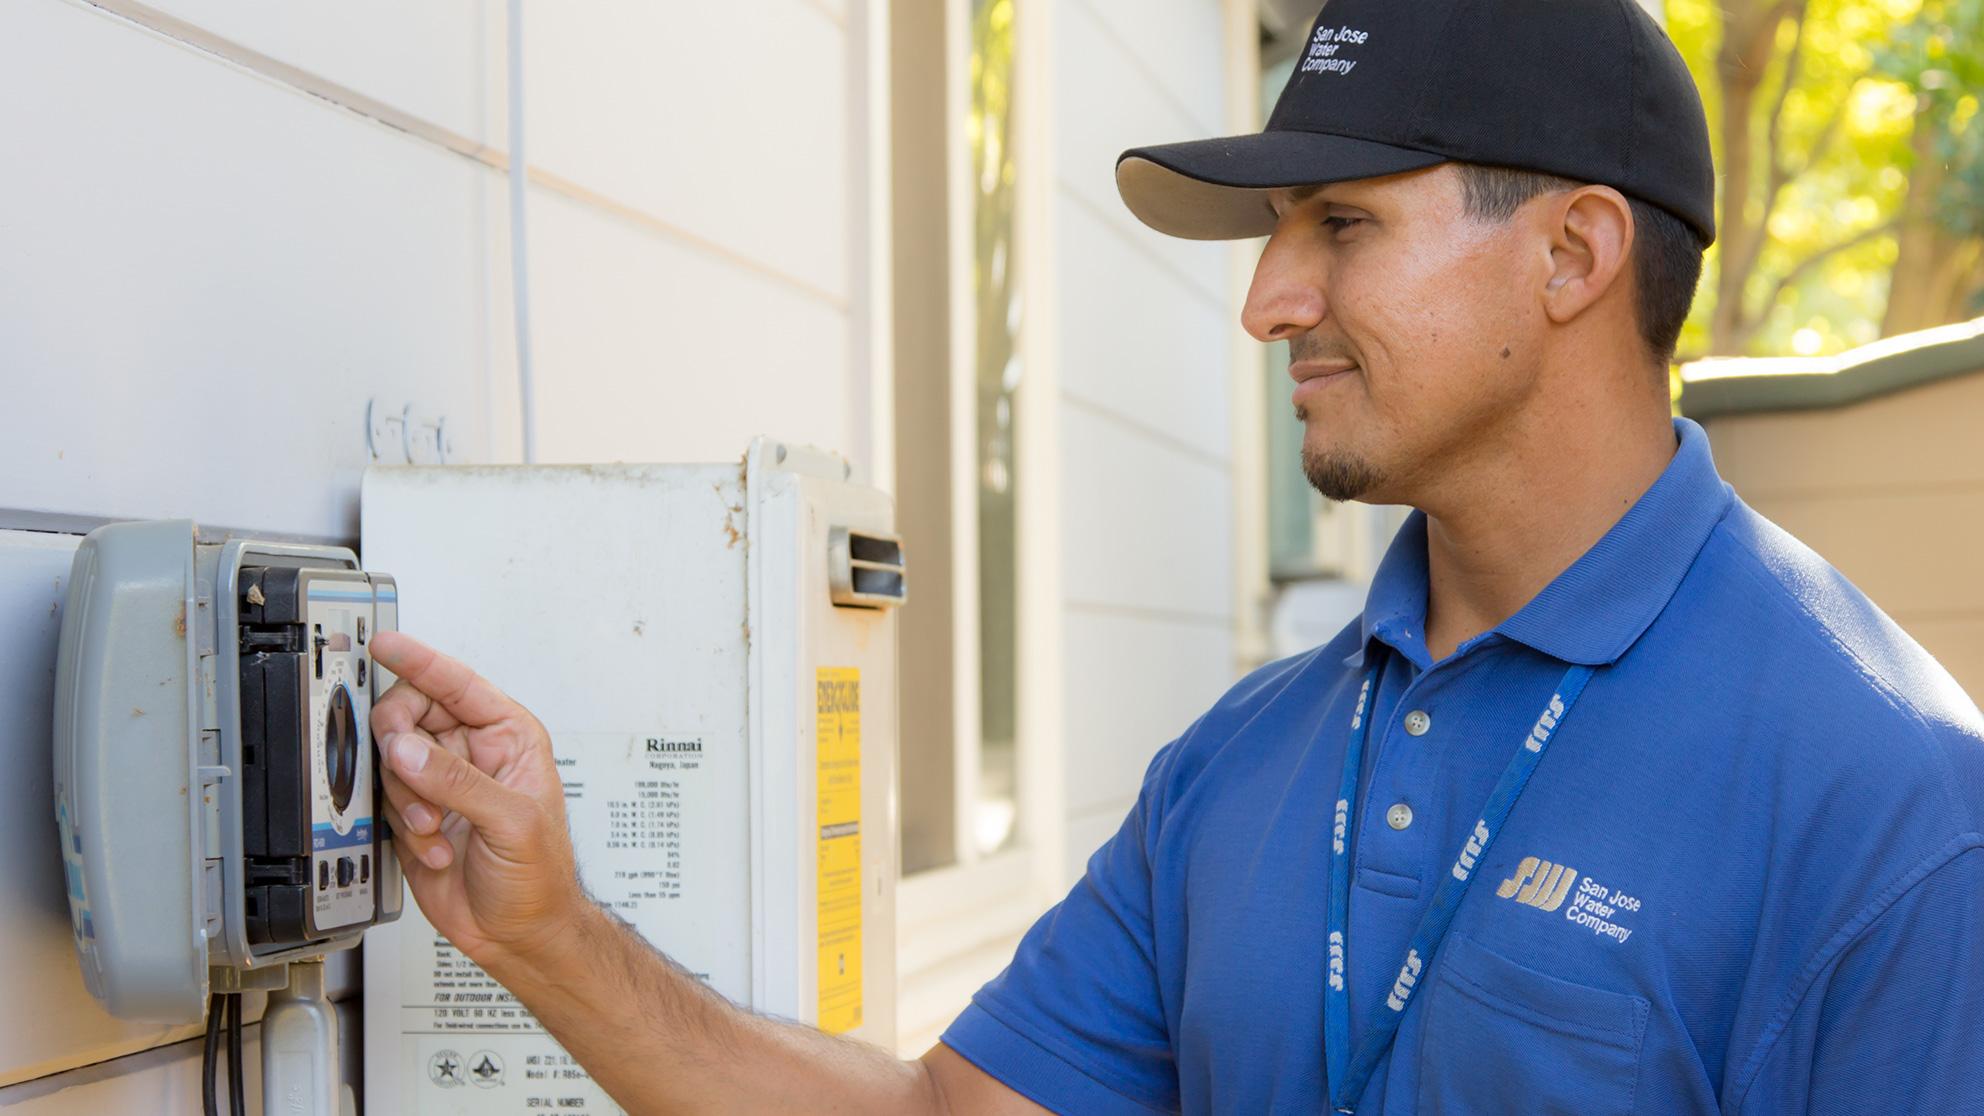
(1324, 661, 1595, 1113)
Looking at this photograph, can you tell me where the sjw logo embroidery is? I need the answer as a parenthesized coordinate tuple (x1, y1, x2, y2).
(1384, 949, 1422, 1012)
(1495, 856, 1577, 912)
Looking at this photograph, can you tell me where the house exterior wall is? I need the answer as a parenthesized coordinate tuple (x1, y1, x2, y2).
(1051, 0, 1248, 887)
(1, 0, 1255, 1103)
(0, 0, 880, 1104)
(890, 0, 1256, 1059)
(1701, 368, 1984, 700)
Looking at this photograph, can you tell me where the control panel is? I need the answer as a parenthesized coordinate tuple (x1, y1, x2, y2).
(52, 519, 402, 1024)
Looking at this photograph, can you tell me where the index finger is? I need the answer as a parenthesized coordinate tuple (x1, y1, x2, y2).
(368, 630, 526, 730)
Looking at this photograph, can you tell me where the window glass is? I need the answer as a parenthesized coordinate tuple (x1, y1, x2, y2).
(971, 0, 1020, 857)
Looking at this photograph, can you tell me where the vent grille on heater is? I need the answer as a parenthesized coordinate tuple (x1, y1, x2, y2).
(829, 528, 907, 609)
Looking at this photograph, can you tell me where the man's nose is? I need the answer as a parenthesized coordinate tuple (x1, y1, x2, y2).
(1241, 227, 1328, 344)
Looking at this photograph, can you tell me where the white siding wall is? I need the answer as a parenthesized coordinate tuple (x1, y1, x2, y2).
(1050, 0, 1242, 885)
(3, 0, 1252, 1093)
(892, 0, 1248, 1060)
(0, 0, 876, 1104)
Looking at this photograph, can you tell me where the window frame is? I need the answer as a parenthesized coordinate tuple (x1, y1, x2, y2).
(897, 0, 1063, 891)
(893, 0, 1069, 1053)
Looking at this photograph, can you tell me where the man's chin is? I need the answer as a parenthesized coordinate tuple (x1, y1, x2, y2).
(1299, 446, 1384, 504)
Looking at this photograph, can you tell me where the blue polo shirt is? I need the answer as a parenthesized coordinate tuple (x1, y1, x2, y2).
(942, 418, 1984, 1114)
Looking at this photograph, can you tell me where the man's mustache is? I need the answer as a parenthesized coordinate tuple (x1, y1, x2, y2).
(1289, 337, 1357, 366)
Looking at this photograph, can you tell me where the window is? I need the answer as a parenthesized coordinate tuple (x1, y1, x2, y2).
(969, 0, 1020, 860)
(891, 0, 1024, 877)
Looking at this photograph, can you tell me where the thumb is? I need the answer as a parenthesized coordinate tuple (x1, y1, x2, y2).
(382, 731, 525, 842)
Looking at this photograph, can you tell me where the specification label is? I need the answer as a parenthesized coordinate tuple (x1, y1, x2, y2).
(386, 731, 719, 1115)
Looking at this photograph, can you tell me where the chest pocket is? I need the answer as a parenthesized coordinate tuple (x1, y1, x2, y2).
(1416, 934, 1649, 1116)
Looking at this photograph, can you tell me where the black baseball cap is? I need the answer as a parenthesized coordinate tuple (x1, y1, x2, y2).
(1116, 0, 1716, 246)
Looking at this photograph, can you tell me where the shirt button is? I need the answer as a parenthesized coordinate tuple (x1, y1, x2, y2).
(1404, 710, 1432, 736)
(1387, 803, 1414, 830)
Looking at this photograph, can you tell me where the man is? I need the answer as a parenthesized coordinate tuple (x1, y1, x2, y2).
(368, 0, 1984, 1111)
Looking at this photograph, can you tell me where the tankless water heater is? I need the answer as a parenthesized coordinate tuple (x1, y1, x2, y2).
(359, 438, 902, 1115)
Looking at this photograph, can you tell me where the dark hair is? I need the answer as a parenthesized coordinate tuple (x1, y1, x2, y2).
(1453, 163, 1703, 368)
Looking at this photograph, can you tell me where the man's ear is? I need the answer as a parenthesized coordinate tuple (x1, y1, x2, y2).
(1541, 185, 1633, 324)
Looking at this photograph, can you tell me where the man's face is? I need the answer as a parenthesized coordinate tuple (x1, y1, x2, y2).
(1244, 164, 1547, 505)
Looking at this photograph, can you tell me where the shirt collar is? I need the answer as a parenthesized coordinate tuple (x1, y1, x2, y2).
(1353, 417, 1734, 669)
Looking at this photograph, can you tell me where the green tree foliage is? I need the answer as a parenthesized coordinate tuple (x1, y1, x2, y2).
(1665, 0, 1984, 358)
(1875, 0, 1984, 334)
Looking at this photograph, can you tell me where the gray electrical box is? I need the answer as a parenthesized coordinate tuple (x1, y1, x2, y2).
(53, 519, 402, 1024)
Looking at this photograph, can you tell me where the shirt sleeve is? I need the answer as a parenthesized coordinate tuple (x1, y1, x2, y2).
(939, 745, 1180, 1116)
(1734, 841, 1984, 1116)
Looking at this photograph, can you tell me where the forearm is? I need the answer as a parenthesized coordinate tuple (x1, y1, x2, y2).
(482, 899, 945, 1116)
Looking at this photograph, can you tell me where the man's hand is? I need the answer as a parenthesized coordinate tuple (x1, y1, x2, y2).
(366, 630, 1044, 1115)
(368, 630, 586, 970)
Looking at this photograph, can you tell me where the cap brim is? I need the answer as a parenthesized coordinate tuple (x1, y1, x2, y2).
(1117, 132, 1447, 240)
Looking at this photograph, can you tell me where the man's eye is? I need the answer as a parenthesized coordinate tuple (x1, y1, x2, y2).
(1322, 215, 1363, 233)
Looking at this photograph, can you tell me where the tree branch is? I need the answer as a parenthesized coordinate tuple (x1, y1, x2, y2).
(1791, 71, 1861, 181)
(1729, 0, 1811, 321)
(1727, 220, 1900, 352)
(1764, 0, 1810, 186)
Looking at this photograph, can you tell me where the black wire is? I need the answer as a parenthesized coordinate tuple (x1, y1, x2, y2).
(225, 993, 246, 1114)
(202, 992, 222, 1116)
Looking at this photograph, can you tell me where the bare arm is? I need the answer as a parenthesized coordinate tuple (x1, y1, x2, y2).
(489, 898, 1041, 1114)
(368, 631, 1047, 1116)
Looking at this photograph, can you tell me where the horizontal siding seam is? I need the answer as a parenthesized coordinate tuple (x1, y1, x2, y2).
(1067, 0, 1225, 137)
(797, 0, 847, 30)
(1063, 599, 1234, 626)
(1068, 797, 1138, 826)
(73, 0, 851, 312)
(1060, 390, 1234, 471)
(1056, 182, 1232, 312)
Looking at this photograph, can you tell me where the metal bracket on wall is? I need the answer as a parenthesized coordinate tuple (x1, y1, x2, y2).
(365, 400, 452, 465)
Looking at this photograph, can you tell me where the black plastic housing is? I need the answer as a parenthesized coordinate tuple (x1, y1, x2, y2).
(238, 567, 317, 947)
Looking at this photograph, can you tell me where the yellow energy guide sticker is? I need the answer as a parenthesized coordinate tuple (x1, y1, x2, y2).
(815, 667, 863, 1034)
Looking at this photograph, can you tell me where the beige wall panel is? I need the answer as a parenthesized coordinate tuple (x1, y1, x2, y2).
(524, 186, 851, 467)
(0, 0, 494, 541)
(1703, 371, 1984, 498)
(0, 532, 200, 1089)
(0, 1000, 359, 1112)
(1063, 799, 1135, 888)
(1062, 607, 1234, 814)
(1059, 406, 1235, 619)
(894, 928, 1025, 1061)
(0, 1030, 261, 1113)
(1883, 615, 1984, 706)
(1051, 0, 1229, 305)
(1056, 194, 1234, 462)
(132, 0, 499, 143)
(1068, 0, 1227, 134)
(525, 0, 851, 302)
(805, 0, 850, 27)
(1743, 489, 1984, 618)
